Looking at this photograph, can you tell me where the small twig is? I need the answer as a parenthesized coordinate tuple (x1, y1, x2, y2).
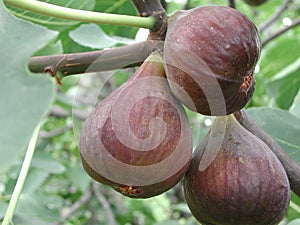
(259, 0, 292, 33)
(52, 190, 93, 225)
(28, 40, 163, 78)
(92, 182, 117, 225)
(49, 106, 90, 120)
(228, 0, 236, 8)
(39, 125, 72, 139)
(262, 16, 300, 47)
(87, 201, 97, 225)
(234, 109, 300, 197)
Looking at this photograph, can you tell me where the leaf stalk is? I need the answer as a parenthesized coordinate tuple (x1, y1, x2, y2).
(2, 124, 41, 225)
(3, 0, 155, 29)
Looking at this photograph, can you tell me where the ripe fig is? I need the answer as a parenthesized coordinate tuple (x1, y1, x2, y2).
(183, 114, 290, 225)
(79, 52, 192, 198)
(163, 6, 261, 116)
(243, 0, 268, 6)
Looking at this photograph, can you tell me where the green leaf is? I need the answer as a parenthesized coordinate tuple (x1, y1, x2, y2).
(287, 219, 300, 225)
(22, 169, 49, 194)
(33, 39, 63, 56)
(15, 193, 61, 223)
(0, 200, 9, 218)
(266, 57, 300, 109)
(260, 36, 300, 80)
(66, 164, 91, 192)
(95, 0, 138, 39)
(287, 194, 300, 221)
(31, 151, 66, 174)
(290, 90, 300, 119)
(69, 24, 134, 49)
(0, 3, 57, 171)
(247, 107, 300, 164)
(6, 0, 96, 31)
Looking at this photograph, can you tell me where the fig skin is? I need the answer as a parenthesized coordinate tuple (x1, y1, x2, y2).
(243, 0, 268, 6)
(79, 52, 192, 198)
(183, 115, 290, 225)
(163, 6, 261, 116)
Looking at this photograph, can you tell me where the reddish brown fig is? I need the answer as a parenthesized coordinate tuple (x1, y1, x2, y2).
(79, 52, 192, 198)
(183, 114, 290, 225)
(164, 6, 261, 116)
(243, 0, 268, 6)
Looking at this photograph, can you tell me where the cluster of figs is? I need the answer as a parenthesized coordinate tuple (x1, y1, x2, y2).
(79, 5, 290, 225)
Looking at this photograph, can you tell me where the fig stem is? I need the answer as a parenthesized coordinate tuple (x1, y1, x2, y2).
(131, 0, 168, 39)
(2, 123, 41, 225)
(28, 41, 163, 79)
(234, 109, 300, 197)
(259, 0, 292, 33)
(3, 0, 155, 29)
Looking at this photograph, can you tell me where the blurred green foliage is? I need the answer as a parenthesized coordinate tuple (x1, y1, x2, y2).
(0, 0, 300, 224)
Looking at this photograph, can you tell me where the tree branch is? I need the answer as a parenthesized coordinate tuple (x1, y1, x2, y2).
(228, 0, 236, 8)
(52, 189, 93, 225)
(39, 125, 72, 139)
(92, 182, 117, 225)
(28, 40, 163, 79)
(262, 16, 300, 47)
(234, 109, 300, 197)
(259, 0, 292, 33)
(49, 106, 89, 120)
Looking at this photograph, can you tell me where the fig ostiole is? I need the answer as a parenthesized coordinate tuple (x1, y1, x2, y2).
(183, 114, 290, 225)
(164, 6, 261, 116)
(79, 52, 193, 198)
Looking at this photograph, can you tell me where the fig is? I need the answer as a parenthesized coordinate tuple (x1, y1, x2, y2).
(79, 52, 192, 198)
(183, 114, 290, 225)
(243, 0, 268, 6)
(163, 6, 261, 116)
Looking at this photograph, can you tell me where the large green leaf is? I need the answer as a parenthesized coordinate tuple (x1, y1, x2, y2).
(288, 219, 300, 225)
(14, 193, 61, 224)
(266, 57, 300, 109)
(31, 151, 65, 174)
(0, 2, 57, 171)
(95, 0, 138, 38)
(290, 90, 300, 119)
(247, 107, 300, 164)
(259, 36, 300, 80)
(5, 0, 95, 31)
(69, 23, 135, 49)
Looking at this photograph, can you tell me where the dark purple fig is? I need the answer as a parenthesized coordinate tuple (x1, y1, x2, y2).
(243, 0, 268, 6)
(183, 114, 290, 225)
(79, 52, 192, 198)
(163, 6, 261, 116)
